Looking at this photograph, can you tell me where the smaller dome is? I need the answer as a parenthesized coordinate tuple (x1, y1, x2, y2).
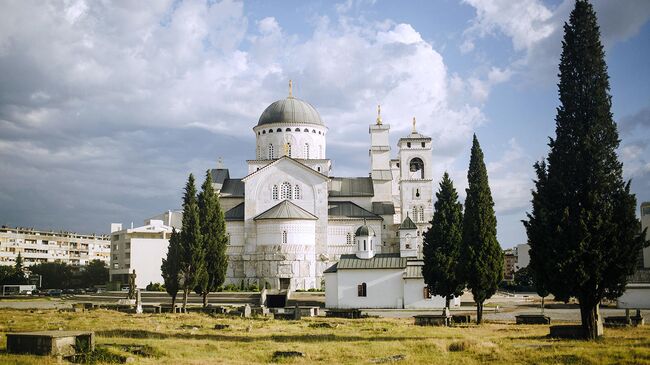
(355, 224, 376, 237)
(258, 97, 323, 126)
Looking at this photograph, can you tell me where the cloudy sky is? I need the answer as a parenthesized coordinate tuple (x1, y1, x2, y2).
(1, 0, 649, 247)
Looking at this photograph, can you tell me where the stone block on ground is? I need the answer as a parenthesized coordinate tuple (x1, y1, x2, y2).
(515, 314, 551, 325)
(414, 314, 451, 326)
(6, 331, 94, 357)
(451, 314, 471, 324)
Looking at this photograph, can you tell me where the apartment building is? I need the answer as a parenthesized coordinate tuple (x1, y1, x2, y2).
(0, 226, 110, 267)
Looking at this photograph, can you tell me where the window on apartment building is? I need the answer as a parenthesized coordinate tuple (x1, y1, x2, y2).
(357, 282, 367, 297)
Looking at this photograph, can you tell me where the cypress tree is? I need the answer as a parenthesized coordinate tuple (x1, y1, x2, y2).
(422, 172, 465, 309)
(460, 135, 503, 324)
(179, 173, 204, 310)
(161, 228, 181, 310)
(196, 170, 229, 307)
(524, 0, 648, 339)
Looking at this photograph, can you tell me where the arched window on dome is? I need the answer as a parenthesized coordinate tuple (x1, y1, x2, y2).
(294, 185, 301, 199)
(285, 128, 291, 132)
(262, 130, 266, 134)
(304, 143, 309, 159)
(268, 144, 274, 159)
(268, 129, 273, 133)
(312, 129, 316, 133)
(272, 185, 278, 200)
(295, 128, 300, 132)
(281, 182, 292, 199)
(277, 128, 282, 132)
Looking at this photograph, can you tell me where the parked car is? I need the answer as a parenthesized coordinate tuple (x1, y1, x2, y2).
(46, 289, 62, 297)
(73, 288, 86, 295)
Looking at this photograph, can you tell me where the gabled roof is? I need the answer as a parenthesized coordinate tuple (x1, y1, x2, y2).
(224, 203, 244, 221)
(242, 156, 329, 182)
(372, 202, 395, 216)
(328, 177, 374, 197)
(328, 201, 382, 220)
(323, 263, 338, 274)
(210, 168, 230, 186)
(399, 215, 417, 230)
(337, 253, 408, 270)
(254, 200, 318, 221)
(220, 178, 244, 197)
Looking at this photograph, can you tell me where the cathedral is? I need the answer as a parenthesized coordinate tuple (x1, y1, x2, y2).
(213, 84, 434, 290)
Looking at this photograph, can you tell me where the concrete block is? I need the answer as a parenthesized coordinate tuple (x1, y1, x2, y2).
(6, 331, 95, 357)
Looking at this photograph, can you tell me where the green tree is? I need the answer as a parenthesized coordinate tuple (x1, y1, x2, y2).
(422, 172, 465, 309)
(460, 135, 503, 324)
(29, 262, 73, 289)
(15, 253, 24, 273)
(179, 174, 204, 310)
(196, 170, 229, 307)
(523, 0, 648, 339)
(161, 228, 182, 309)
(80, 259, 108, 288)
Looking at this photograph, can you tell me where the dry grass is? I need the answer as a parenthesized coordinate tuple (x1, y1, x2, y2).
(0, 309, 648, 364)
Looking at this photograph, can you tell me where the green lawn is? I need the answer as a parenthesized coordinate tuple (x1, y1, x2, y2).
(0, 309, 648, 364)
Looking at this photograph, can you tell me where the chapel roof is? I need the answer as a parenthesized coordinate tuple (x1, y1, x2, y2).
(254, 200, 318, 221)
(224, 202, 245, 221)
(220, 178, 244, 197)
(328, 177, 374, 197)
(399, 215, 417, 230)
(336, 253, 408, 270)
(328, 201, 381, 220)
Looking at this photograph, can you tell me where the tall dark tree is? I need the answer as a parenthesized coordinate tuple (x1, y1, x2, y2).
(80, 259, 109, 288)
(422, 172, 465, 309)
(523, 0, 648, 339)
(460, 135, 503, 324)
(196, 170, 228, 307)
(161, 228, 182, 310)
(29, 262, 73, 289)
(179, 174, 204, 310)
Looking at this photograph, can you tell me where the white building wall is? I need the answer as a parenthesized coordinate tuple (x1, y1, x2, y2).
(403, 278, 459, 309)
(516, 243, 531, 270)
(324, 272, 338, 308)
(129, 237, 168, 288)
(254, 124, 327, 160)
(226, 221, 244, 246)
(332, 268, 404, 309)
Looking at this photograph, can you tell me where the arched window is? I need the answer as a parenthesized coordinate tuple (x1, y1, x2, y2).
(268, 144, 274, 159)
(409, 158, 425, 179)
(418, 206, 425, 222)
(282, 230, 287, 244)
(277, 128, 282, 132)
(295, 128, 300, 132)
(317, 166, 321, 172)
(346, 232, 352, 245)
(412, 206, 418, 222)
(262, 130, 266, 134)
(312, 129, 316, 133)
(304, 143, 309, 159)
(272, 185, 278, 200)
(281, 182, 292, 199)
(363, 239, 367, 251)
(294, 185, 301, 199)
(285, 128, 291, 132)
(287, 143, 292, 157)
(415, 188, 420, 198)
(269, 129, 273, 133)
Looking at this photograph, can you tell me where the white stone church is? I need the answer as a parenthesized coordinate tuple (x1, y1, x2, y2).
(214, 85, 438, 294)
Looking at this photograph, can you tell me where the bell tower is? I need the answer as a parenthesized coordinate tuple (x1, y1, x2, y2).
(397, 117, 433, 234)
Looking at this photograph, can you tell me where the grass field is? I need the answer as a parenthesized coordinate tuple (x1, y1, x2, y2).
(0, 309, 648, 364)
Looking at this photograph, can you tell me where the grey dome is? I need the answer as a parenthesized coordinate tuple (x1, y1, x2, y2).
(258, 97, 323, 126)
(355, 224, 376, 237)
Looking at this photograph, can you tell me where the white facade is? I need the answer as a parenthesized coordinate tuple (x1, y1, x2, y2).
(0, 226, 110, 267)
(109, 220, 172, 288)
(515, 243, 530, 270)
(131, 90, 436, 291)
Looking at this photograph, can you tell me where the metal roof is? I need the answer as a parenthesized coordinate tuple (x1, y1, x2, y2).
(328, 201, 381, 220)
(354, 224, 376, 237)
(323, 263, 338, 274)
(210, 168, 230, 186)
(372, 202, 395, 216)
(399, 215, 417, 230)
(337, 253, 408, 270)
(220, 179, 244, 197)
(224, 202, 244, 221)
(404, 261, 424, 278)
(254, 200, 318, 221)
(257, 97, 323, 126)
(328, 177, 374, 197)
